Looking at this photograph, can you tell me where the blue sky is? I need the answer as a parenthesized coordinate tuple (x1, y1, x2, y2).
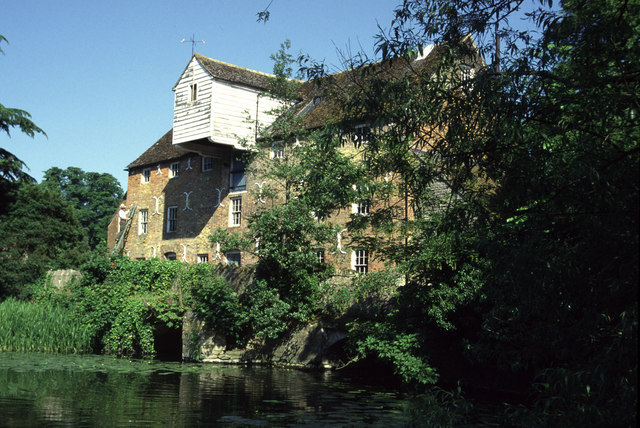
(1, 0, 400, 188)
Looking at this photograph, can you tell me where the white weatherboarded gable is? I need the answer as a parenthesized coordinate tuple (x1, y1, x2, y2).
(173, 56, 213, 146)
(173, 56, 281, 151)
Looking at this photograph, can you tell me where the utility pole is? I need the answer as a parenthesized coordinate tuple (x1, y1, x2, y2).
(494, 15, 501, 73)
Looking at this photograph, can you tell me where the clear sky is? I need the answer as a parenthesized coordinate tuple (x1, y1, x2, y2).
(1, 0, 400, 189)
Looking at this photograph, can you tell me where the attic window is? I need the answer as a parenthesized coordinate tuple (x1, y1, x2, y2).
(190, 83, 198, 102)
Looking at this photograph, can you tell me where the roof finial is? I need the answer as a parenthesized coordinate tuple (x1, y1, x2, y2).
(181, 34, 205, 56)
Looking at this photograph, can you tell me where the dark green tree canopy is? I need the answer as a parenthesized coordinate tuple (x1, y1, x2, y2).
(41, 167, 124, 250)
(0, 183, 89, 297)
(1, 34, 46, 214)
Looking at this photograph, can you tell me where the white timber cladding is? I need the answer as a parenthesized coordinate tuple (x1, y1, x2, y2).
(210, 79, 281, 149)
(173, 57, 214, 146)
(172, 56, 282, 149)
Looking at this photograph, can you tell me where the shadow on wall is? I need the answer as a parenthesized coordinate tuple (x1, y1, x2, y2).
(161, 154, 231, 240)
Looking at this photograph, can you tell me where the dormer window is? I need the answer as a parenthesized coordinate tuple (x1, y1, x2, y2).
(190, 83, 198, 102)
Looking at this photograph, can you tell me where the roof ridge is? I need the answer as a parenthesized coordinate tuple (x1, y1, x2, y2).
(194, 53, 276, 79)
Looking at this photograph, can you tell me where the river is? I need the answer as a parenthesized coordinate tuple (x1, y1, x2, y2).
(0, 352, 449, 427)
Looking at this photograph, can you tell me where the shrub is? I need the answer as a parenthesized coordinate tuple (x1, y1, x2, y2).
(187, 263, 247, 346)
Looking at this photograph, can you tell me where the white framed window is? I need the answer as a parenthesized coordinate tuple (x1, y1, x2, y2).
(230, 197, 242, 227)
(190, 83, 198, 102)
(461, 64, 474, 83)
(229, 154, 246, 192)
(169, 162, 180, 178)
(142, 168, 151, 183)
(271, 141, 284, 159)
(352, 248, 369, 273)
(352, 201, 370, 216)
(166, 206, 177, 233)
(354, 125, 370, 148)
(197, 254, 209, 263)
(202, 156, 213, 172)
(138, 209, 148, 235)
(316, 249, 325, 264)
(225, 251, 241, 266)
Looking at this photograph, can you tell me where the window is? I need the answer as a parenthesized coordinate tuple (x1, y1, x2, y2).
(170, 162, 180, 178)
(461, 64, 474, 84)
(353, 201, 370, 216)
(136, 257, 146, 261)
(230, 197, 242, 227)
(138, 209, 148, 235)
(225, 251, 241, 266)
(229, 154, 246, 192)
(190, 83, 197, 102)
(316, 249, 325, 264)
(167, 206, 177, 232)
(142, 168, 150, 183)
(353, 249, 369, 274)
(197, 254, 209, 263)
(271, 142, 284, 159)
(165, 252, 176, 260)
(311, 210, 326, 222)
(354, 125, 370, 148)
(202, 156, 213, 172)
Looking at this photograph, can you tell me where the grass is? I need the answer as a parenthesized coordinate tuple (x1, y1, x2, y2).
(0, 298, 91, 353)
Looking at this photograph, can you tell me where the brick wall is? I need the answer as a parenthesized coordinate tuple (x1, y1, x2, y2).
(108, 141, 412, 274)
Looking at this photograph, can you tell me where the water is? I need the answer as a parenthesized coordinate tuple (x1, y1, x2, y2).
(0, 352, 426, 427)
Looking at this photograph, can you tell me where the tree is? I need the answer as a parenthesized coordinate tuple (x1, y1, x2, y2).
(0, 34, 45, 214)
(322, 0, 637, 423)
(41, 167, 124, 250)
(0, 183, 89, 297)
(211, 41, 363, 338)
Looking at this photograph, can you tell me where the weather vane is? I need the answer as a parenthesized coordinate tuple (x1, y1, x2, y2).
(181, 34, 205, 56)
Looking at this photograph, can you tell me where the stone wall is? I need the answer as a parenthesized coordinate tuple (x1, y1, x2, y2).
(182, 310, 348, 369)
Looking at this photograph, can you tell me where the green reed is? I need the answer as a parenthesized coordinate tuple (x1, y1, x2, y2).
(0, 298, 91, 353)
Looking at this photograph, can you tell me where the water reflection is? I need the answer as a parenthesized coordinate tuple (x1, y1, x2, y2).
(0, 352, 411, 427)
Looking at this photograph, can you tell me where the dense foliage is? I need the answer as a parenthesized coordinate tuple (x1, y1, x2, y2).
(0, 183, 90, 297)
(289, 0, 637, 423)
(41, 166, 123, 250)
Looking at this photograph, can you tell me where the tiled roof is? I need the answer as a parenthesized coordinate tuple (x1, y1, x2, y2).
(126, 129, 184, 169)
(194, 54, 274, 91)
(293, 44, 446, 130)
